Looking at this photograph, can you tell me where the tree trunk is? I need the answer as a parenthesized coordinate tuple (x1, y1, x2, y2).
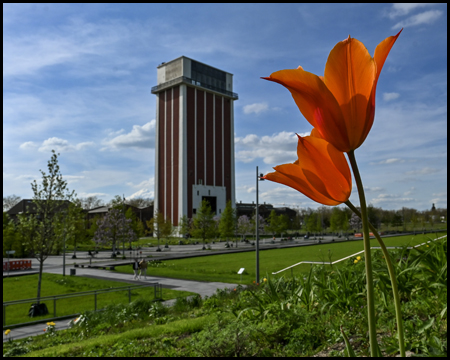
(36, 259, 44, 304)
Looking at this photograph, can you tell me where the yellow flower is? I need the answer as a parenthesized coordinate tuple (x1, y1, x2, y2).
(4, 329, 11, 336)
(354, 260, 358, 264)
(356, 256, 361, 261)
(263, 278, 267, 282)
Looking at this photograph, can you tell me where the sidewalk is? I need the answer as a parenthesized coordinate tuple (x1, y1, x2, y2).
(3, 267, 239, 342)
(3, 235, 346, 277)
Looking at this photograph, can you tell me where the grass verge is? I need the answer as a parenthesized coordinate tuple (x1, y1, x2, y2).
(114, 232, 446, 284)
(3, 274, 195, 326)
(24, 314, 216, 357)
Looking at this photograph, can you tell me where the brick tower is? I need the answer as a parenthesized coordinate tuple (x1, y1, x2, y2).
(151, 56, 238, 230)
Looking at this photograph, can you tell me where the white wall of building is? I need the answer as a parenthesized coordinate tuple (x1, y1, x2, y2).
(192, 184, 227, 216)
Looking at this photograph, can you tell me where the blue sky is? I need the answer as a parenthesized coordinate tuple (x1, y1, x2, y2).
(3, 3, 447, 211)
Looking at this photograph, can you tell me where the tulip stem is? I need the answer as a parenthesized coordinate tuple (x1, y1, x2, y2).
(347, 150, 378, 357)
(346, 200, 405, 357)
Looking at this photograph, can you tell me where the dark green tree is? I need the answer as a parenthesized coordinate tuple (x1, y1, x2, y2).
(179, 215, 192, 240)
(330, 207, 343, 234)
(278, 214, 290, 238)
(192, 199, 215, 250)
(3, 213, 25, 257)
(266, 210, 280, 237)
(391, 212, 403, 231)
(219, 201, 235, 245)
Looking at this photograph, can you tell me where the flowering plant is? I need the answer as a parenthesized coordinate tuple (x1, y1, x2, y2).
(263, 30, 404, 357)
(44, 321, 56, 336)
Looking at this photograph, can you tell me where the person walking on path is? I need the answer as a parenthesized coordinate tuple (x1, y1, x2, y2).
(138, 259, 148, 280)
(132, 258, 139, 280)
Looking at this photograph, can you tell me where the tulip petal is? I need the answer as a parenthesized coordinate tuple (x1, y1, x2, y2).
(373, 29, 403, 84)
(264, 135, 352, 206)
(360, 29, 403, 147)
(296, 136, 351, 202)
(262, 69, 350, 152)
(266, 164, 341, 206)
(323, 36, 376, 150)
(310, 127, 324, 140)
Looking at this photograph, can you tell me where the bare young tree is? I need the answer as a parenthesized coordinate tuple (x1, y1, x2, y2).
(126, 197, 153, 208)
(93, 208, 136, 258)
(146, 211, 172, 251)
(76, 196, 104, 210)
(3, 194, 22, 212)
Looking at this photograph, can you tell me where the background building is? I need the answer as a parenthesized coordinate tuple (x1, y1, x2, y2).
(151, 56, 238, 230)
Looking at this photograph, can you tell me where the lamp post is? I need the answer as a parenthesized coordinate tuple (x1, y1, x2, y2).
(62, 208, 68, 276)
(256, 166, 264, 284)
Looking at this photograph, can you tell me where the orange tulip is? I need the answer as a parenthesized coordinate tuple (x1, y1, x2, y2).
(264, 133, 351, 206)
(262, 30, 402, 153)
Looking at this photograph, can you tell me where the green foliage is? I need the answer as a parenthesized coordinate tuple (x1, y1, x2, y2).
(125, 207, 145, 238)
(391, 211, 403, 229)
(3, 212, 27, 257)
(4, 236, 447, 358)
(17, 150, 76, 302)
(266, 210, 290, 237)
(330, 206, 346, 233)
(266, 210, 279, 236)
(179, 215, 191, 238)
(146, 211, 173, 249)
(191, 199, 215, 246)
(3, 273, 195, 326)
(305, 212, 321, 233)
(219, 201, 236, 241)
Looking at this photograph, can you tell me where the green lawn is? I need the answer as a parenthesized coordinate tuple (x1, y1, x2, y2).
(114, 232, 447, 284)
(2, 273, 195, 327)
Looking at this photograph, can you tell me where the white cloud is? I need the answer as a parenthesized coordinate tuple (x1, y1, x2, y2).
(19, 141, 38, 150)
(235, 131, 309, 164)
(432, 192, 446, 197)
(403, 187, 416, 196)
(364, 186, 384, 192)
(64, 175, 85, 184)
(17, 174, 37, 181)
(129, 188, 154, 199)
(78, 192, 109, 198)
(102, 120, 156, 150)
(259, 186, 310, 208)
(383, 92, 400, 101)
(127, 177, 154, 189)
(371, 158, 404, 165)
(37, 137, 94, 153)
(405, 167, 441, 176)
(387, 3, 438, 18)
(370, 193, 415, 205)
(392, 10, 443, 29)
(243, 102, 269, 115)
